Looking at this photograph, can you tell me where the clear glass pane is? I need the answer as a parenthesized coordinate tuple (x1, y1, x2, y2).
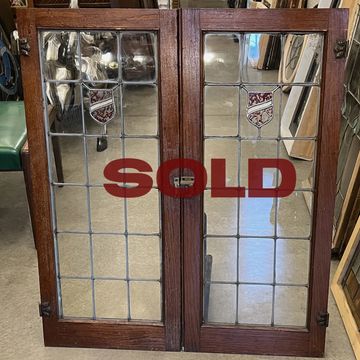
(123, 85, 158, 135)
(128, 236, 161, 279)
(204, 33, 240, 84)
(281, 86, 320, 141)
(80, 31, 118, 81)
(42, 31, 79, 81)
(238, 238, 274, 283)
(274, 286, 308, 327)
(277, 191, 312, 238)
(204, 191, 237, 236)
(130, 281, 161, 321)
(238, 285, 272, 325)
(207, 284, 236, 324)
(127, 189, 160, 234)
(204, 86, 239, 136)
(94, 280, 127, 319)
(58, 234, 90, 277)
(242, 33, 282, 84)
(93, 235, 126, 278)
(61, 279, 93, 318)
(50, 136, 85, 184)
(239, 194, 276, 237)
(205, 139, 238, 187)
(206, 238, 237, 282)
(121, 32, 157, 83)
(276, 239, 310, 285)
(90, 187, 125, 233)
(54, 186, 88, 232)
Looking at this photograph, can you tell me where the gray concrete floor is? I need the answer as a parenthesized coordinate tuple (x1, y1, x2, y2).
(0, 172, 356, 360)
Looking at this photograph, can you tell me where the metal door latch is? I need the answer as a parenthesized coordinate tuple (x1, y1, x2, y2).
(174, 176, 195, 188)
(39, 302, 51, 318)
(19, 38, 30, 56)
(334, 40, 347, 59)
(317, 312, 329, 327)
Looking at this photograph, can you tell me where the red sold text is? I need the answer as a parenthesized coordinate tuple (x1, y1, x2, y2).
(103, 158, 297, 199)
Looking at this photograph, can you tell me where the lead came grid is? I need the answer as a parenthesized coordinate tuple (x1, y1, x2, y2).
(203, 32, 323, 327)
(39, 30, 162, 321)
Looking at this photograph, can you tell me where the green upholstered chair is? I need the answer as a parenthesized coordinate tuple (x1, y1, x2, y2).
(0, 101, 63, 247)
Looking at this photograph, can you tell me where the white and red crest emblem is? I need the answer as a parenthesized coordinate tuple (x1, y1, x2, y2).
(89, 88, 116, 125)
(247, 92, 274, 129)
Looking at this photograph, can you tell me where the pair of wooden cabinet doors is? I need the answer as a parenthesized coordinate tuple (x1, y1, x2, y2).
(18, 7, 347, 357)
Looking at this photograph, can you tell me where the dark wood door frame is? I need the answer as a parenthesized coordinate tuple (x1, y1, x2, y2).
(181, 8, 348, 357)
(17, 8, 181, 351)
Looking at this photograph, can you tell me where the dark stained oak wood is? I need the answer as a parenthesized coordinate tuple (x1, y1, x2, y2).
(18, 8, 161, 29)
(181, 8, 348, 357)
(159, 10, 182, 351)
(17, 8, 181, 351)
(308, 9, 348, 356)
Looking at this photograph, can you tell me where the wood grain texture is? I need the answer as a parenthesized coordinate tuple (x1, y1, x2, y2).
(308, 8, 348, 356)
(181, 8, 202, 352)
(17, 8, 161, 29)
(159, 10, 182, 351)
(200, 9, 332, 32)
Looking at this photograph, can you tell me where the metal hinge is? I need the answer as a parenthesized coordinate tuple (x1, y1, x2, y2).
(174, 176, 195, 188)
(334, 40, 347, 59)
(317, 312, 329, 327)
(39, 302, 51, 318)
(19, 38, 30, 56)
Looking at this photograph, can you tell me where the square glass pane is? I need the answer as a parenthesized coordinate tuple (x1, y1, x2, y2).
(84, 85, 121, 136)
(206, 237, 237, 282)
(123, 85, 158, 135)
(205, 139, 238, 187)
(204, 191, 237, 236)
(127, 189, 160, 234)
(121, 32, 157, 83)
(204, 33, 240, 84)
(278, 140, 315, 190)
(281, 33, 323, 86)
(240, 140, 277, 188)
(207, 284, 236, 324)
(54, 186, 88, 232)
(239, 238, 274, 283)
(50, 136, 85, 184)
(277, 191, 312, 238)
(61, 279, 93, 318)
(94, 280, 127, 319)
(87, 137, 122, 185)
(281, 86, 320, 141)
(57, 233, 90, 277)
(239, 194, 276, 237)
(242, 33, 282, 84)
(125, 138, 158, 183)
(276, 239, 310, 285)
(130, 281, 161, 321)
(128, 236, 161, 279)
(41, 31, 80, 80)
(274, 286, 308, 327)
(240, 86, 280, 138)
(204, 86, 239, 136)
(93, 235, 126, 278)
(238, 285, 272, 325)
(80, 31, 118, 81)
(90, 187, 125, 233)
